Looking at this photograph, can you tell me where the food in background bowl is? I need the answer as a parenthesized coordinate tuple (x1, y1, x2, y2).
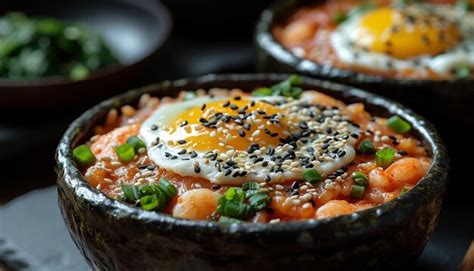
(72, 75, 431, 223)
(273, 0, 474, 80)
(0, 12, 119, 80)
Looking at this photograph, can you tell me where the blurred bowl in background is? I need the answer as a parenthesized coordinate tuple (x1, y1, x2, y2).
(0, 0, 171, 109)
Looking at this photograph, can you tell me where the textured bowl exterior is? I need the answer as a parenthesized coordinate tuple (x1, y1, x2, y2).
(254, 0, 474, 128)
(56, 74, 449, 271)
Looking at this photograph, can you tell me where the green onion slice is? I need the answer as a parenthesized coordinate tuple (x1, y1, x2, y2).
(72, 144, 96, 166)
(120, 182, 135, 202)
(376, 147, 396, 168)
(248, 193, 271, 211)
(350, 185, 365, 199)
(115, 143, 135, 162)
(287, 74, 302, 85)
(139, 195, 159, 211)
(126, 136, 146, 152)
(358, 139, 376, 155)
(333, 12, 348, 24)
(303, 169, 322, 183)
(351, 170, 369, 187)
(252, 87, 273, 97)
(454, 64, 471, 79)
(158, 178, 178, 199)
(387, 115, 411, 133)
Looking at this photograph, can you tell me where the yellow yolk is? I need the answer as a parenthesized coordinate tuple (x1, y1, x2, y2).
(354, 7, 461, 59)
(167, 98, 288, 152)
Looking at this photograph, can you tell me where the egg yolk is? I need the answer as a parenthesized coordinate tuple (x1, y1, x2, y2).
(166, 98, 289, 152)
(354, 7, 460, 59)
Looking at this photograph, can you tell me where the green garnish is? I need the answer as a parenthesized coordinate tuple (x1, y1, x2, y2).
(252, 75, 303, 99)
(218, 216, 243, 224)
(454, 64, 471, 79)
(158, 178, 178, 199)
(252, 87, 273, 97)
(248, 193, 271, 211)
(303, 169, 322, 183)
(120, 182, 136, 202)
(387, 115, 411, 133)
(0, 12, 118, 80)
(126, 136, 146, 152)
(139, 195, 159, 211)
(242, 182, 261, 192)
(400, 187, 409, 196)
(358, 139, 376, 155)
(351, 170, 369, 187)
(376, 147, 396, 168)
(333, 12, 348, 24)
(350, 185, 366, 199)
(115, 143, 135, 162)
(72, 144, 96, 166)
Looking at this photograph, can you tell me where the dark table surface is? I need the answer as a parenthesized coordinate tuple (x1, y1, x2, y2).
(1, 2, 473, 270)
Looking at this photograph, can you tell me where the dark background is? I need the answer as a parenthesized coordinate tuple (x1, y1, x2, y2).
(0, 0, 472, 270)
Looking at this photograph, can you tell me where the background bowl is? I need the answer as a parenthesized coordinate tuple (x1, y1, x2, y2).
(254, 0, 474, 130)
(56, 74, 448, 271)
(0, 0, 171, 109)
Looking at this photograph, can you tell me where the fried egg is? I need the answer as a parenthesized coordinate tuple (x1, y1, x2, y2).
(330, 3, 474, 74)
(140, 95, 359, 185)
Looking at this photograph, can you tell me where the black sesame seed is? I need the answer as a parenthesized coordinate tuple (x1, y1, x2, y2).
(178, 149, 187, 155)
(350, 133, 359, 139)
(238, 130, 246, 137)
(180, 120, 188, 127)
(190, 151, 198, 158)
(291, 181, 300, 189)
(225, 169, 232, 176)
(399, 150, 408, 156)
(299, 121, 308, 129)
(194, 165, 201, 173)
(199, 117, 208, 123)
(223, 101, 230, 107)
(254, 157, 264, 163)
(211, 184, 221, 190)
(230, 104, 239, 110)
(265, 175, 271, 182)
(244, 123, 251, 131)
(250, 101, 256, 107)
(240, 171, 247, 177)
(177, 139, 186, 145)
(232, 171, 240, 177)
(151, 124, 158, 131)
(234, 96, 241, 100)
(201, 104, 206, 111)
(262, 161, 269, 167)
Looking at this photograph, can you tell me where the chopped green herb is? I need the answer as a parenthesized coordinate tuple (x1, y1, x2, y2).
(158, 178, 178, 199)
(120, 182, 135, 202)
(252, 87, 273, 97)
(303, 169, 322, 183)
(218, 216, 243, 224)
(126, 136, 146, 152)
(139, 195, 159, 211)
(351, 170, 369, 187)
(376, 147, 396, 168)
(287, 74, 303, 85)
(400, 187, 409, 196)
(454, 64, 471, 79)
(72, 144, 96, 166)
(282, 86, 303, 99)
(115, 143, 135, 162)
(271, 80, 292, 96)
(387, 115, 411, 133)
(333, 12, 348, 24)
(69, 64, 90, 80)
(358, 140, 376, 155)
(248, 193, 271, 211)
(224, 187, 246, 203)
(350, 185, 365, 199)
(242, 182, 261, 191)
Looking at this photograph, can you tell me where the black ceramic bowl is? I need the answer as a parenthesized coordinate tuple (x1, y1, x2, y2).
(0, 0, 171, 109)
(255, 0, 474, 129)
(56, 74, 449, 271)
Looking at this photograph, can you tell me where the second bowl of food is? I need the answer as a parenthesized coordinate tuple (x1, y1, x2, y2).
(56, 74, 448, 270)
(255, 0, 474, 126)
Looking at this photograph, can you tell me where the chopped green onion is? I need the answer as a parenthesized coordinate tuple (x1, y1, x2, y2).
(183, 91, 196, 101)
(287, 74, 302, 85)
(400, 187, 409, 196)
(282, 87, 303, 99)
(115, 143, 135, 162)
(158, 178, 177, 199)
(139, 185, 155, 196)
(376, 147, 396, 168)
(252, 87, 273, 97)
(218, 216, 243, 224)
(139, 195, 159, 211)
(126, 136, 146, 152)
(351, 170, 369, 187)
(131, 185, 141, 201)
(303, 169, 322, 183)
(350, 185, 365, 199)
(248, 193, 271, 211)
(242, 182, 261, 191)
(72, 144, 96, 166)
(333, 12, 348, 24)
(454, 64, 471, 79)
(271, 80, 292, 96)
(358, 140, 376, 155)
(387, 115, 411, 133)
(70, 64, 90, 80)
(224, 187, 245, 203)
(120, 182, 135, 202)
(153, 185, 168, 211)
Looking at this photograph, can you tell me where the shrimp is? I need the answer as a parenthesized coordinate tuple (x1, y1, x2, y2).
(172, 189, 220, 220)
(280, 20, 316, 44)
(315, 200, 356, 219)
(271, 195, 316, 219)
(385, 158, 430, 185)
(90, 124, 140, 160)
(368, 158, 430, 191)
(302, 91, 346, 108)
(345, 103, 372, 125)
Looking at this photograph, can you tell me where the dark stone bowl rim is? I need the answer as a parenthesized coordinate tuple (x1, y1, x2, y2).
(56, 73, 449, 235)
(254, 0, 474, 87)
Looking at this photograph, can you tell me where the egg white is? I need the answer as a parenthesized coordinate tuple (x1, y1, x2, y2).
(140, 95, 358, 185)
(330, 4, 474, 75)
